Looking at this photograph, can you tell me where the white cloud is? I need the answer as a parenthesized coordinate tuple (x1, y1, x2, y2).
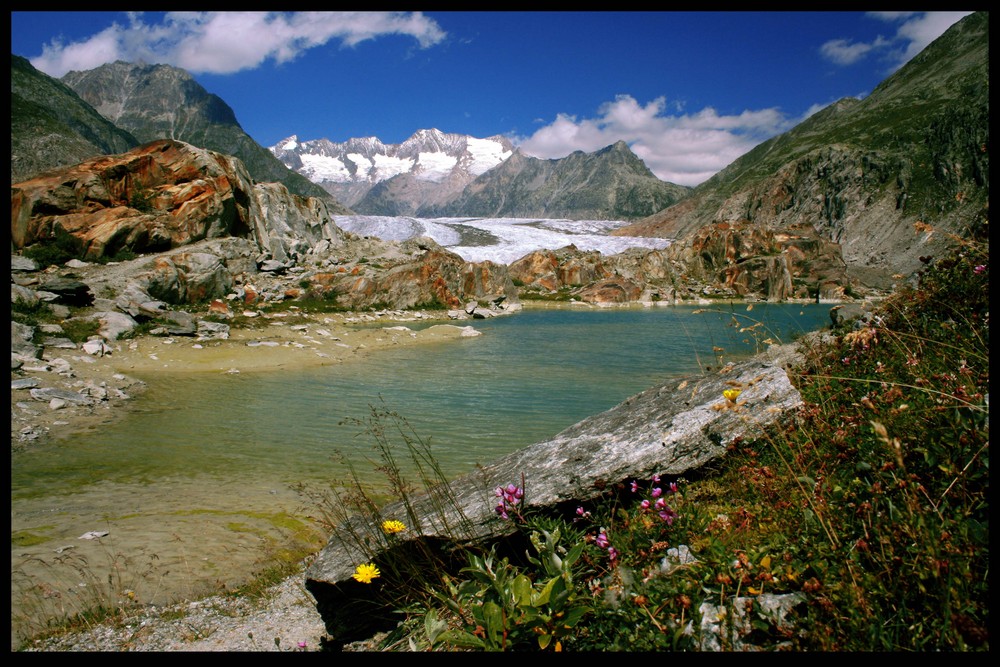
(29, 11, 446, 78)
(515, 95, 793, 187)
(820, 11, 972, 71)
(820, 37, 881, 66)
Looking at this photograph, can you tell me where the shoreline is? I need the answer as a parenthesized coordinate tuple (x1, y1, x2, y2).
(12, 298, 847, 452)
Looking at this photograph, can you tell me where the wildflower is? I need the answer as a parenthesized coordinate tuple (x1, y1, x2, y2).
(381, 519, 406, 535)
(495, 483, 523, 505)
(723, 388, 741, 402)
(974, 264, 986, 274)
(652, 474, 661, 484)
(297, 641, 308, 649)
(352, 563, 381, 584)
(608, 547, 619, 561)
(651, 487, 663, 498)
(640, 499, 651, 510)
(495, 482, 525, 520)
(595, 529, 610, 549)
(669, 482, 679, 494)
(630, 480, 639, 493)
(659, 508, 678, 525)
(576, 506, 591, 518)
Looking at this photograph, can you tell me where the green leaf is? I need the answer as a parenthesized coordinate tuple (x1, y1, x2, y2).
(511, 574, 533, 606)
(533, 577, 557, 606)
(564, 542, 586, 568)
(482, 601, 504, 646)
(439, 630, 486, 649)
(423, 609, 449, 645)
(563, 605, 589, 627)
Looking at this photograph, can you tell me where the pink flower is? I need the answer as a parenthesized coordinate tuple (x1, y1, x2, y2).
(595, 529, 610, 549)
(608, 547, 619, 561)
(630, 480, 639, 493)
(651, 487, 663, 498)
(641, 499, 651, 510)
(659, 508, 678, 525)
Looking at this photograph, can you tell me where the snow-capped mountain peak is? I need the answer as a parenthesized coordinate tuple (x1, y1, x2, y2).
(269, 129, 514, 210)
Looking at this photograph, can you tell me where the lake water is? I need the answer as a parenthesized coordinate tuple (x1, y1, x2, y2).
(10, 302, 830, 642)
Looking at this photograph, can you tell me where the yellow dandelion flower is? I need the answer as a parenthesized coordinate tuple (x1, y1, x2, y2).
(723, 388, 742, 402)
(381, 519, 406, 534)
(352, 563, 380, 584)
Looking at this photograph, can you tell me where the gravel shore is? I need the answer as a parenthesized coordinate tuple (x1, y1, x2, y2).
(19, 566, 333, 652)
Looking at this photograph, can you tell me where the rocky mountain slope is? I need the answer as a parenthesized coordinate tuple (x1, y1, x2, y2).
(57, 61, 346, 208)
(619, 11, 989, 290)
(270, 128, 515, 215)
(10, 55, 139, 183)
(422, 140, 691, 221)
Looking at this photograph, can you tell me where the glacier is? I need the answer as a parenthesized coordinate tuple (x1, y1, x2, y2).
(333, 216, 672, 265)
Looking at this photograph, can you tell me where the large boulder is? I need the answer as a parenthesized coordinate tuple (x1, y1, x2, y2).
(11, 139, 259, 260)
(143, 251, 233, 305)
(508, 245, 613, 292)
(305, 349, 804, 642)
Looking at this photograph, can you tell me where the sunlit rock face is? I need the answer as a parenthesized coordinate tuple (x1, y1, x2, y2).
(11, 139, 259, 259)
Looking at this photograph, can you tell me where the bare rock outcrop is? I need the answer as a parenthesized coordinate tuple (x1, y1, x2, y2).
(299, 242, 520, 312)
(665, 221, 850, 301)
(508, 245, 613, 292)
(11, 139, 258, 259)
(252, 181, 348, 264)
(10, 140, 522, 314)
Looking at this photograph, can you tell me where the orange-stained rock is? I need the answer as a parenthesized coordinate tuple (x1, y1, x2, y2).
(11, 139, 257, 260)
(208, 299, 232, 317)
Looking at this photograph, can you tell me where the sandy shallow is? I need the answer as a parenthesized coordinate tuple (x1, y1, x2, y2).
(109, 315, 481, 374)
(10, 310, 482, 450)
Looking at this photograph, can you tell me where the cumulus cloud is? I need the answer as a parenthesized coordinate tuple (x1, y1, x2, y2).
(819, 11, 972, 71)
(516, 95, 795, 187)
(29, 11, 446, 78)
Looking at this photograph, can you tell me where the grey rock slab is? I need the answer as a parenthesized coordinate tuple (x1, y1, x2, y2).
(29, 387, 93, 405)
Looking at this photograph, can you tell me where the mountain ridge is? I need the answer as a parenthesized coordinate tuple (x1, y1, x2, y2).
(617, 11, 988, 289)
(269, 128, 516, 213)
(420, 140, 691, 220)
(10, 55, 140, 183)
(56, 60, 348, 209)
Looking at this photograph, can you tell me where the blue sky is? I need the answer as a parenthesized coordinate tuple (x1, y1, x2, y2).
(10, 11, 973, 187)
